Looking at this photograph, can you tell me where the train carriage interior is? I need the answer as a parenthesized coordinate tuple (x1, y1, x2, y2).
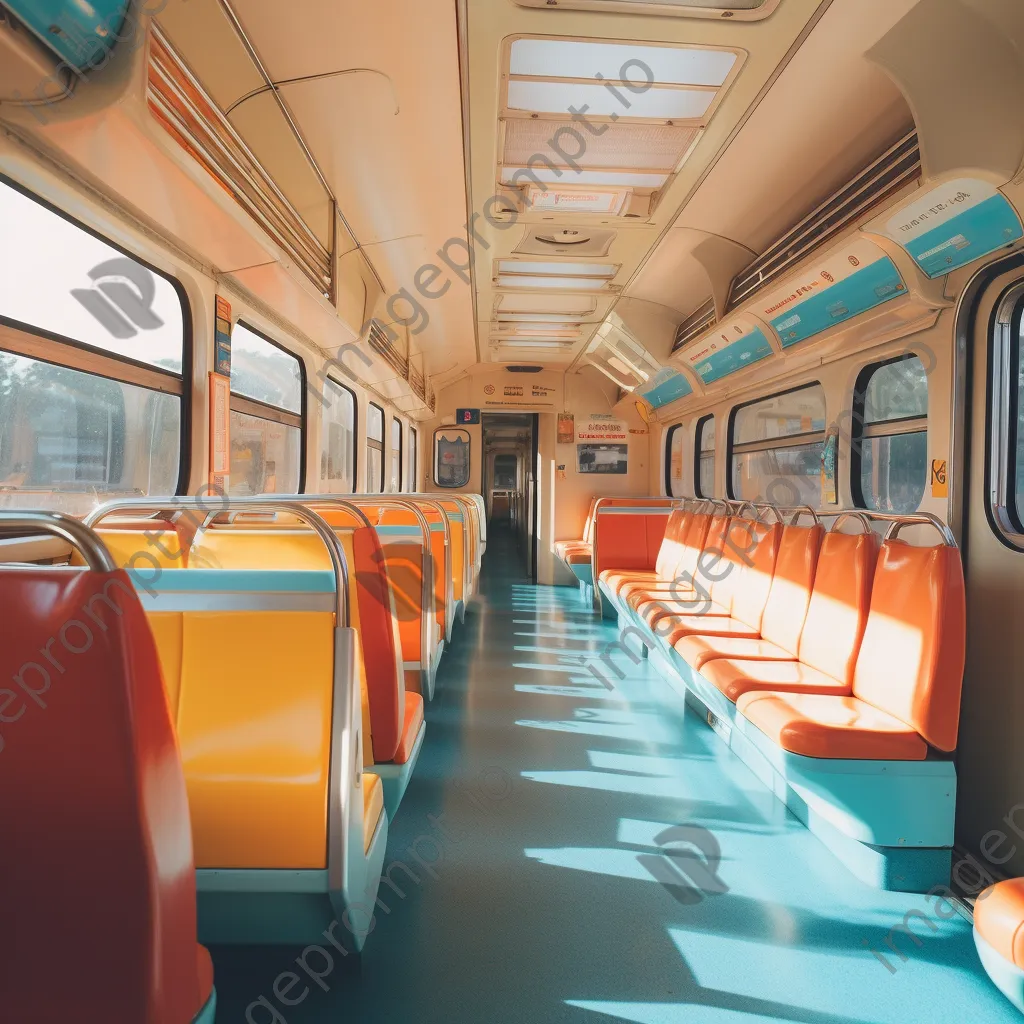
(2, 0, 1024, 1021)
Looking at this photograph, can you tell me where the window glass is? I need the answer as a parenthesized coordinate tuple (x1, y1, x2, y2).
(0, 179, 185, 371)
(366, 402, 385, 493)
(853, 356, 927, 513)
(391, 418, 403, 492)
(320, 377, 355, 492)
(696, 414, 715, 498)
(230, 322, 302, 413)
(0, 351, 180, 514)
(408, 428, 418, 491)
(665, 423, 686, 497)
(229, 411, 301, 495)
(730, 385, 826, 505)
(434, 428, 471, 488)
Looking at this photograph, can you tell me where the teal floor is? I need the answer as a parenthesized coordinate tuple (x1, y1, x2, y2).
(211, 525, 1017, 1023)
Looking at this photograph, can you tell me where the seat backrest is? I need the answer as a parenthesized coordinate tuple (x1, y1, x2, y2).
(674, 512, 713, 583)
(690, 513, 732, 598)
(582, 497, 600, 544)
(593, 506, 674, 575)
(796, 530, 878, 685)
(0, 567, 206, 1022)
(729, 520, 783, 630)
(655, 509, 691, 579)
(852, 539, 966, 752)
(758, 523, 825, 655)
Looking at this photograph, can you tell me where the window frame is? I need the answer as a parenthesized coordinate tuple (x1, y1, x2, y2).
(408, 426, 418, 491)
(390, 416, 404, 492)
(664, 422, 685, 497)
(989, 283, 1024, 544)
(726, 381, 826, 502)
(366, 401, 385, 493)
(320, 373, 358, 493)
(694, 413, 715, 498)
(850, 353, 929, 512)
(229, 320, 306, 492)
(0, 174, 193, 496)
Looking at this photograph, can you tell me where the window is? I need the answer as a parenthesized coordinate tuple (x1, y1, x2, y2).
(229, 322, 303, 495)
(729, 384, 826, 506)
(320, 376, 356, 492)
(0, 177, 188, 514)
(366, 402, 385, 493)
(390, 417, 404, 492)
(665, 423, 686, 496)
(852, 355, 928, 513)
(991, 288, 1024, 540)
(408, 427, 418, 491)
(434, 428, 471, 488)
(695, 415, 715, 498)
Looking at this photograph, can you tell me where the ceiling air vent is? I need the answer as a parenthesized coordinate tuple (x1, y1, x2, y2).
(672, 297, 716, 353)
(514, 226, 616, 257)
(727, 131, 921, 313)
(367, 319, 409, 378)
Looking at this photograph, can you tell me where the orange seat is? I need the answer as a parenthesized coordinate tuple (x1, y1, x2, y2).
(674, 521, 823, 671)
(393, 692, 425, 765)
(689, 529, 876, 701)
(737, 691, 928, 760)
(0, 565, 213, 1021)
(704, 659, 852, 703)
(738, 536, 966, 761)
(976, 879, 1024, 970)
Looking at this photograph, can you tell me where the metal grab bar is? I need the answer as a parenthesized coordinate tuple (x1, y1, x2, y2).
(86, 496, 353, 627)
(879, 512, 958, 546)
(0, 511, 118, 573)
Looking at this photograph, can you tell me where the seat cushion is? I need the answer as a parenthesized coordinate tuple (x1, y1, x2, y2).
(737, 691, 928, 760)
(600, 570, 658, 593)
(976, 879, 1024, 969)
(563, 548, 592, 565)
(637, 598, 730, 629)
(363, 773, 384, 853)
(659, 615, 762, 646)
(675, 635, 795, 672)
(392, 692, 425, 765)
(701, 658, 850, 704)
(622, 581, 693, 607)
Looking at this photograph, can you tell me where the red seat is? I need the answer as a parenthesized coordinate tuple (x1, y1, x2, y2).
(0, 566, 213, 1022)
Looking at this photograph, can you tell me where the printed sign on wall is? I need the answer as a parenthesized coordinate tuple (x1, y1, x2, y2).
(214, 296, 232, 376)
(635, 366, 693, 409)
(679, 317, 774, 384)
(872, 178, 1023, 279)
(754, 238, 906, 348)
(557, 413, 575, 445)
(576, 415, 628, 442)
(209, 371, 230, 492)
(578, 443, 628, 475)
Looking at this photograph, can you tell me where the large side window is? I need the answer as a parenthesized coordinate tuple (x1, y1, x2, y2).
(729, 384, 826, 506)
(366, 402, 385, 493)
(229, 322, 303, 494)
(390, 417, 404, 492)
(665, 422, 686, 497)
(852, 355, 928, 513)
(695, 415, 715, 498)
(0, 177, 188, 514)
(320, 376, 356, 493)
(408, 427, 418, 491)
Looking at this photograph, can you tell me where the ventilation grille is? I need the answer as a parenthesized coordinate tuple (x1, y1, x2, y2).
(727, 131, 921, 312)
(672, 297, 716, 353)
(367, 319, 409, 378)
(147, 25, 333, 298)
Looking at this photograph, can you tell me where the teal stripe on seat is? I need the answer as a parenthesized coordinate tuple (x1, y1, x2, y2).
(134, 568, 337, 593)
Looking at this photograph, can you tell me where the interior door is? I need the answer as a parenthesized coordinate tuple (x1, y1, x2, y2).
(955, 256, 1024, 874)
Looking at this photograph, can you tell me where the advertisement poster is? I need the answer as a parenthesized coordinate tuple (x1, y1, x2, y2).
(214, 295, 232, 376)
(679, 317, 774, 384)
(576, 415, 628, 442)
(557, 412, 575, 445)
(578, 443, 628, 475)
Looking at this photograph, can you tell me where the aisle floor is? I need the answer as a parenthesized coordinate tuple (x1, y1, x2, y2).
(212, 526, 1015, 1023)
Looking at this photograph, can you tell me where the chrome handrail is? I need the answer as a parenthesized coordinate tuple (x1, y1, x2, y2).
(0, 511, 117, 572)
